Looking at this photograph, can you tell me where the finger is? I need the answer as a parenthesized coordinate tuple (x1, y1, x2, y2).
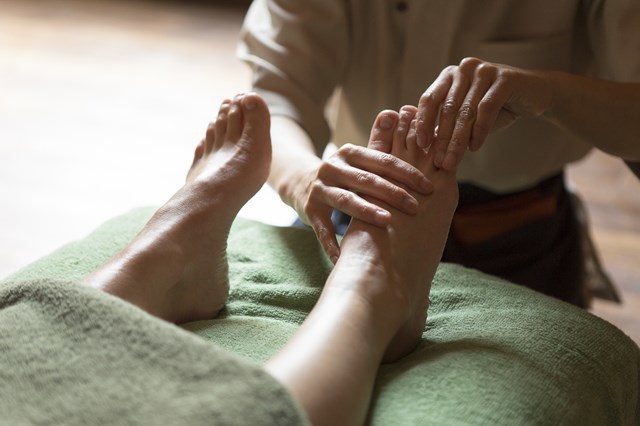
(416, 70, 453, 149)
(338, 145, 433, 194)
(406, 118, 418, 156)
(394, 105, 418, 152)
(471, 83, 511, 151)
(311, 183, 392, 226)
(368, 110, 398, 153)
(318, 160, 419, 214)
(442, 71, 493, 170)
(432, 73, 472, 168)
(310, 213, 341, 264)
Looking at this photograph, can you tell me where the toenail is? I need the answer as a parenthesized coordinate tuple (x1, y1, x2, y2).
(243, 96, 257, 110)
(380, 116, 394, 130)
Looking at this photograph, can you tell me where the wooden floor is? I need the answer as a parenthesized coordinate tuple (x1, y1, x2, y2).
(1, 0, 639, 345)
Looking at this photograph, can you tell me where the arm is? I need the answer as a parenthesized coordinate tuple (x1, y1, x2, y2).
(269, 115, 433, 262)
(544, 73, 640, 160)
(415, 59, 640, 170)
(239, 0, 431, 261)
(415, 0, 640, 170)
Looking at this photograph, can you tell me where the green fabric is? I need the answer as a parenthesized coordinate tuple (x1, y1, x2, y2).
(3, 207, 639, 425)
(0, 279, 305, 426)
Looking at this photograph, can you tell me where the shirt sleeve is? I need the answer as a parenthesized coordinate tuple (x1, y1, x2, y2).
(583, 0, 640, 81)
(237, 0, 349, 154)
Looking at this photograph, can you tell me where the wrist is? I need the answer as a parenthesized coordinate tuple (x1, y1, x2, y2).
(275, 159, 321, 211)
(537, 70, 576, 124)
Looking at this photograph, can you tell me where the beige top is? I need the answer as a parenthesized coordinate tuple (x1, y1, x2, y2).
(238, 0, 640, 192)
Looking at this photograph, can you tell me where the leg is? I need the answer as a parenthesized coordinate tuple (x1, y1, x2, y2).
(82, 93, 271, 324)
(264, 110, 458, 425)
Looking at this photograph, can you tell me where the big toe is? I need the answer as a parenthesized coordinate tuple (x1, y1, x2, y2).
(368, 110, 398, 153)
(240, 93, 270, 142)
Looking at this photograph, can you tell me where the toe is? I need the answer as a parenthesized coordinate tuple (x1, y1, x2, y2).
(406, 118, 419, 156)
(408, 118, 432, 174)
(226, 98, 244, 142)
(207, 100, 231, 152)
(192, 139, 205, 166)
(240, 92, 271, 141)
(186, 139, 206, 182)
(368, 110, 398, 153)
(394, 105, 417, 153)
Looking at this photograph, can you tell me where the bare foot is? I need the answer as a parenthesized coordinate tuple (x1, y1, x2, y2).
(333, 106, 459, 362)
(83, 93, 271, 324)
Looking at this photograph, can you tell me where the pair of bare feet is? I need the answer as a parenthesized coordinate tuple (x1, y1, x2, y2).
(82, 92, 458, 424)
(84, 93, 458, 362)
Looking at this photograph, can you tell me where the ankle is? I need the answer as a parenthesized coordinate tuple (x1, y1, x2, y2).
(315, 284, 399, 351)
(326, 256, 410, 338)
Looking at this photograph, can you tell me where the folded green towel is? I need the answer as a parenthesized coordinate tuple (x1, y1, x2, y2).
(2, 207, 639, 425)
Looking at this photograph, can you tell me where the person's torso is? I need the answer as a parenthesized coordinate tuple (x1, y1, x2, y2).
(333, 0, 592, 192)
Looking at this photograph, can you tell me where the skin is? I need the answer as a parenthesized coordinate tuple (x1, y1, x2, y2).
(268, 58, 640, 262)
(270, 114, 434, 264)
(82, 93, 458, 425)
(83, 94, 272, 324)
(351, 106, 459, 362)
(415, 57, 640, 171)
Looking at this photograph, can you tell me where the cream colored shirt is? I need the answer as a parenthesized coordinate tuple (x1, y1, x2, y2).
(238, 0, 640, 192)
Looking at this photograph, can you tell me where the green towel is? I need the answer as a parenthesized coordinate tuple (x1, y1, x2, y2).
(0, 279, 305, 426)
(3, 207, 639, 425)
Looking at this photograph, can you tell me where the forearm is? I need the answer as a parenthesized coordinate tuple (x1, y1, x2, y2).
(268, 116, 323, 208)
(543, 72, 640, 161)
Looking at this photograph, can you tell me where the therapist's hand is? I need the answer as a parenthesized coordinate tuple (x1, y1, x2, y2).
(293, 109, 434, 263)
(415, 57, 553, 171)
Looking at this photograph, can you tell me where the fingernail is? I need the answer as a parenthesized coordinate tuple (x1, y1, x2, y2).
(404, 197, 419, 213)
(420, 177, 434, 193)
(243, 95, 256, 110)
(435, 150, 445, 167)
(380, 116, 394, 130)
(375, 210, 391, 225)
(443, 152, 457, 170)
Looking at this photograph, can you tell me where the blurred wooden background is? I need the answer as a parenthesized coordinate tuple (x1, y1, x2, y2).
(0, 0, 638, 345)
